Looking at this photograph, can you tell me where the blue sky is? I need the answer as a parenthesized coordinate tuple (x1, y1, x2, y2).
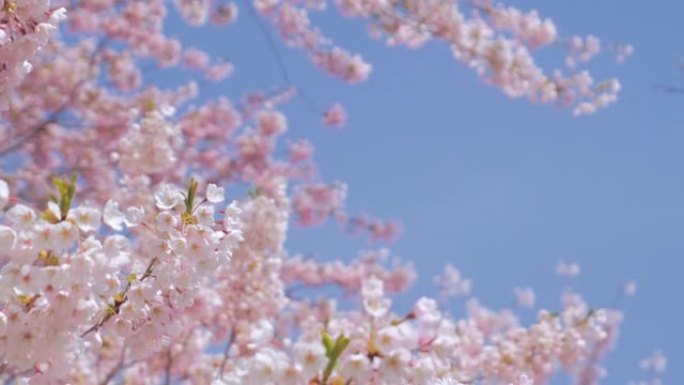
(163, 0, 684, 383)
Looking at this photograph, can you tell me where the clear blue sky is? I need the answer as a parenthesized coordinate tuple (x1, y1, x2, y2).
(162, 0, 684, 383)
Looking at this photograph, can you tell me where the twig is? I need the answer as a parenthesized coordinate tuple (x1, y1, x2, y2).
(99, 347, 127, 385)
(81, 257, 158, 338)
(218, 329, 236, 380)
(163, 349, 173, 385)
(241, 0, 321, 114)
(0, 38, 109, 157)
(653, 83, 684, 94)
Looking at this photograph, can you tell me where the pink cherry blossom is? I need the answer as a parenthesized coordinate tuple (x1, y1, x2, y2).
(0, 0, 641, 383)
(434, 263, 472, 298)
(322, 103, 347, 128)
(514, 286, 536, 308)
(0, 179, 8, 209)
(556, 260, 581, 277)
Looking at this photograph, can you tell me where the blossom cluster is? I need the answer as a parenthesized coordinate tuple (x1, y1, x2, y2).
(0, 0, 66, 106)
(0, 173, 629, 384)
(330, 0, 631, 114)
(0, 177, 244, 382)
(0, 0, 643, 383)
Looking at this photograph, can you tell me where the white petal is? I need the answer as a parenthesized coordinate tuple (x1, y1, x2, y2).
(0, 225, 16, 249)
(103, 200, 125, 231)
(124, 207, 144, 227)
(0, 180, 8, 209)
(206, 183, 225, 203)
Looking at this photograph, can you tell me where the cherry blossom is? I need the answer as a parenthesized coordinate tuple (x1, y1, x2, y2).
(556, 260, 581, 277)
(0, 0, 642, 383)
(322, 102, 346, 128)
(0, 178, 8, 209)
(514, 286, 535, 308)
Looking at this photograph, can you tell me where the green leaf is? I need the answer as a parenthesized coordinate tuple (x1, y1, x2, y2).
(41, 208, 60, 224)
(331, 335, 350, 358)
(50, 174, 78, 221)
(322, 332, 334, 356)
(322, 333, 351, 383)
(248, 187, 261, 199)
(184, 178, 199, 214)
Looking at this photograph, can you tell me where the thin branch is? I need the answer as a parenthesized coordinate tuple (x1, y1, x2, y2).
(163, 349, 173, 385)
(653, 83, 684, 94)
(1, 104, 66, 157)
(99, 347, 127, 385)
(82, 257, 158, 338)
(0, 38, 109, 157)
(241, 0, 321, 114)
(218, 329, 236, 380)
